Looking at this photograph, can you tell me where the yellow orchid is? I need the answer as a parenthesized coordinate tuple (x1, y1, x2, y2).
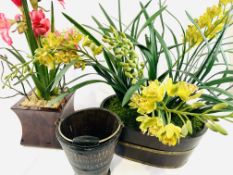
(142, 80, 165, 102)
(156, 123, 182, 146)
(176, 82, 202, 101)
(136, 116, 163, 135)
(165, 78, 178, 97)
(82, 36, 92, 47)
(129, 93, 157, 114)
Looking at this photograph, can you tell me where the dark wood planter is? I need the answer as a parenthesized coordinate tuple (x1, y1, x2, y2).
(100, 95, 207, 168)
(11, 93, 74, 149)
(56, 108, 123, 175)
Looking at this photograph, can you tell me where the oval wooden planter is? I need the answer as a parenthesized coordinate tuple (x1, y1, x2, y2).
(11, 93, 74, 149)
(100, 95, 207, 168)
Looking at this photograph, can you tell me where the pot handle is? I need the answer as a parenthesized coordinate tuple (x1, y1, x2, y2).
(72, 136, 100, 148)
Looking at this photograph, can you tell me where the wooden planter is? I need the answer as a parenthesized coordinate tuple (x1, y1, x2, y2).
(101, 95, 207, 168)
(11, 93, 74, 149)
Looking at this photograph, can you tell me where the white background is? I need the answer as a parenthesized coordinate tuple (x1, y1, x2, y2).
(1, 0, 233, 175)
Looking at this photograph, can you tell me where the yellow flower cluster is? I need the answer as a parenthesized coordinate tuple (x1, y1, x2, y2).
(129, 81, 164, 114)
(136, 116, 182, 146)
(35, 29, 102, 69)
(129, 78, 202, 115)
(185, 0, 232, 46)
(129, 78, 202, 146)
(166, 79, 202, 101)
(157, 123, 182, 146)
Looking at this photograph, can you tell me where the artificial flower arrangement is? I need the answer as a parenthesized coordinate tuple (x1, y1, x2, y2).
(0, 0, 103, 148)
(62, 0, 233, 154)
(0, 0, 102, 108)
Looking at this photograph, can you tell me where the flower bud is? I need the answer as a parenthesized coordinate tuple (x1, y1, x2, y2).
(212, 103, 228, 110)
(125, 72, 133, 78)
(186, 120, 193, 134)
(206, 122, 228, 135)
(181, 124, 188, 137)
(132, 78, 137, 84)
(190, 102, 206, 109)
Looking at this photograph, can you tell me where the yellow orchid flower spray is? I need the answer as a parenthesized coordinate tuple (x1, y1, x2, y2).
(129, 78, 232, 146)
(185, 0, 233, 47)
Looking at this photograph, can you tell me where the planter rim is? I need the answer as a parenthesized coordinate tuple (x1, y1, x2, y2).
(100, 94, 208, 139)
(58, 107, 124, 144)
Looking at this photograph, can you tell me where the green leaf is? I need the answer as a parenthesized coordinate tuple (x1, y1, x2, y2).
(22, 0, 38, 54)
(92, 17, 110, 35)
(103, 50, 117, 74)
(51, 1, 55, 32)
(200, 86, 233, 106)
(51, 60, 77, 91)
(48, 80, 106, 106)
(122, 79, 146, 107)
(137, 6, 167, 38)
(99, 4, 116, 28)
(154, 29, 173, 78)
(205, 77, 233, 86)
(124, 0, 152, 32)
(118, 0, 122, 32)
(65, 73, 98, 85)
(63, 13, 101, 45)
(7, 48, 26, 64)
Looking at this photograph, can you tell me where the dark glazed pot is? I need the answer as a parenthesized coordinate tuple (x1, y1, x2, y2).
(100, 95, 207, 168)
(56, 108, 123, 175)
(11, 93, 74, 149)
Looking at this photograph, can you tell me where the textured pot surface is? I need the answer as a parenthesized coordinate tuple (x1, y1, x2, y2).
(11, 93, 74, 149)
(101, 95, 207, 168)
(56, 108, 122, 175)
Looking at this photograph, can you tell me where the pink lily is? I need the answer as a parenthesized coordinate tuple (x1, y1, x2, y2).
(0, 13, 13, 46)
(58, 0, 65, 8)
(30, 10, 50, 37)
(11, 0, 22, 7)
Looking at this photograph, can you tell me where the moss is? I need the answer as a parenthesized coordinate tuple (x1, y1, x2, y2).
(104, 96, 205, 136)
(104, 96, 139, 129)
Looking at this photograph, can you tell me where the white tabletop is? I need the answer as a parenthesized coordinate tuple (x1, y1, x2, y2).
(1, 83, 233, 175)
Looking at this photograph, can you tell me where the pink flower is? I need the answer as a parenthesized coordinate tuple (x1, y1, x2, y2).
(58, 0, 65, 8)
(0, 13, 13, 46)
(30, 10, 50, 37)
(11, 0, 22, 7)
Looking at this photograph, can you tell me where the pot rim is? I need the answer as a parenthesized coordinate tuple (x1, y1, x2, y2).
(58, 107, 124, 144)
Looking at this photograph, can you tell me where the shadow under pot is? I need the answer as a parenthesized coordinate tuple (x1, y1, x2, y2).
(100, 95, 208, 168)
(11, 93, 74, 149)
(56, 108, 123, 175)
